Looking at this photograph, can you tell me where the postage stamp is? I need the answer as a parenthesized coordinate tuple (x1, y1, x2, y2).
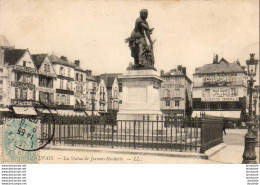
(2, 117, 39, 163)
(1, 100, 56, 163)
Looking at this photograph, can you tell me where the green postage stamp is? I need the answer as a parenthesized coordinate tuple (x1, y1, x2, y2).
(2, 117, 39, 163)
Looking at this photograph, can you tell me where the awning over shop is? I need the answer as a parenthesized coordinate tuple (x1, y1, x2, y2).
(36, 108, 57, 114)
(74, 111, 86, 117)
(0, 108, 11, 112)
(85, 111, 100, 116)
(192, 111, 241, 119)
(56, 110, 75, 116)
(13, 107, 37, 115)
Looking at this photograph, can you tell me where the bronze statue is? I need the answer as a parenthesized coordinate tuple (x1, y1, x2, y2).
(126, 9, 155, 69)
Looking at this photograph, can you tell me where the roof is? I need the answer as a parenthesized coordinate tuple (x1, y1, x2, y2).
(103, 76, 115, 88)
(162, 69, 185, 77)
(4, 49, 26, 65)
(86, 76, 97, 82)
(100, 74, 121, 88)
(194, 60, 245, 74)
(49, 54, 76, 68)
(74, 65, 85, 72)
(31, 54, 48, 69)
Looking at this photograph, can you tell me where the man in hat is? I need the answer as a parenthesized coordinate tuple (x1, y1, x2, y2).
(126, 9, 154, 66)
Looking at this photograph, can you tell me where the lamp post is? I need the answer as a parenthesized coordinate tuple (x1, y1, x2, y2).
(90, 87, 96, 132)
(242, 53, 259, 164)
(253, 87, 259, 145)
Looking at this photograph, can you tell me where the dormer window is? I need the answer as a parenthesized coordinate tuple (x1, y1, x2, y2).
(23, 61, 26, 67)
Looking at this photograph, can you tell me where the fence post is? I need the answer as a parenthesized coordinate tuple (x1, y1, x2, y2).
(134, 120, 136, 149)
(200, 117, 205, 153)
(112, 120, 114, 149)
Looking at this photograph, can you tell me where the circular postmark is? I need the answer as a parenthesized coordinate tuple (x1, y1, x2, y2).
(3, 100, 55, 152)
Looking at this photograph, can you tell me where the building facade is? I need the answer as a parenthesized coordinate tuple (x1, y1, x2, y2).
(1, 48, 38, 107)
(32, 54, 56, 107)
(192, 55, 247, 124)
(74, 60, 87, 111)
(95, 76, 107, 114)
(100, 74, 120, 113)
(160, 65, 192, 117)
(49, 55, 75, 110)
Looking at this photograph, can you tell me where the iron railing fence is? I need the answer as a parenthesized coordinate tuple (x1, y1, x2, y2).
(40, 114, 224, 153)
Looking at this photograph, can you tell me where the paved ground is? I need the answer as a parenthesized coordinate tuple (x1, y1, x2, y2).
(223, 129, 247, 146)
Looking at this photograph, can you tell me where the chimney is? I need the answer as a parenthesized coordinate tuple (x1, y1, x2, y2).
(235, 59, 240, 66)
(213, 54, 218, 64)
(74, 60, 80, 66)
(177, 65, 182, 72)
(182, 67, 186, 75)
(160, 70, 164, 76)
(60, 56, 67, 61)
(86, 70, 92, 77)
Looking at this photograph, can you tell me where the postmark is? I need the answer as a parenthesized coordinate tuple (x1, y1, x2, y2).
(2, 100, 55, 163)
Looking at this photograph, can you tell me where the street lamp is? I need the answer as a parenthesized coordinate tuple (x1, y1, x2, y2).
(90, 87, 96, 116)
(90, 87, 96, 132)
(242, 53, 259, 164)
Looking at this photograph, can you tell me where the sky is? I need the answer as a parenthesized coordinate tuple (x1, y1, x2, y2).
(0, 0, 259, 81)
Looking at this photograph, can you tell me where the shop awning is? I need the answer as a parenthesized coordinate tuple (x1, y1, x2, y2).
(36, 108, 57, 114)
(192, 111, 241, 119)
(13, 107, 37, 115)
(85, 111, 100, 116)
(0, 108, 11, 112)
(74, 111, 86, 117)
(56, 110, 75, 116)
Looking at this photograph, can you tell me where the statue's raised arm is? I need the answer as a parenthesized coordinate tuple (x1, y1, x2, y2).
(125, 9, 155, 70)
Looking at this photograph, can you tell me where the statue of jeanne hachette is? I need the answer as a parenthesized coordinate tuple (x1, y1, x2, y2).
(126, 9, 155, 69)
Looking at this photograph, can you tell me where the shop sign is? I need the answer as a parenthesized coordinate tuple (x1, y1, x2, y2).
(212, 88, 230, 97)
(203, 73, 236, 84)
(162, 84, 184, 88)
(201, 97, 239, 102)
(14, 65, 36, 73)
(11, 81, 35, 90)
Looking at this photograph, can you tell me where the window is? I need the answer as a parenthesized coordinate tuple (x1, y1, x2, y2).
(68, 69, 71, 77)
(44, 64, 50, 72)
(175, 101, 179, 107)
(230, 88, 236, 96)
(16, 72, 23, 82)
(33, 90, 36, 100)
(75, 73, 79, 81)
(0, 80, 2, 84)
(164, 89, 170, 97)
(175, 77, 180, 84)
(218, 103, 221, 110)
(166, 101, 170, 107)
(204, 89, 210, 97)
(0, 68, 3, 72)
(23, 61, 26, 67)
(175, 89, 180, 96)
(76, 85, 83, 94)
(60, 95, 66, 105)
(60, 80, 63, 89)
(206, 103, 210, 109)
(66, 95, 70, 105)
(56, 94, 60, 104)
(15, 88, 19, 99)
(59, 67, 64, 75)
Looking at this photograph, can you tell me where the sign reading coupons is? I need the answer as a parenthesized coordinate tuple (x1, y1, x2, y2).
(204, 73, 236, 84)
(201, 97, 239, 102)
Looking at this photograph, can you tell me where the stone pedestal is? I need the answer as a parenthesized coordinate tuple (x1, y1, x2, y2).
(117, 69, 164, 120)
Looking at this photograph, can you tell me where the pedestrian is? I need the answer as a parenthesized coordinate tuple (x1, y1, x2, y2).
(223, 120, 227, 135)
